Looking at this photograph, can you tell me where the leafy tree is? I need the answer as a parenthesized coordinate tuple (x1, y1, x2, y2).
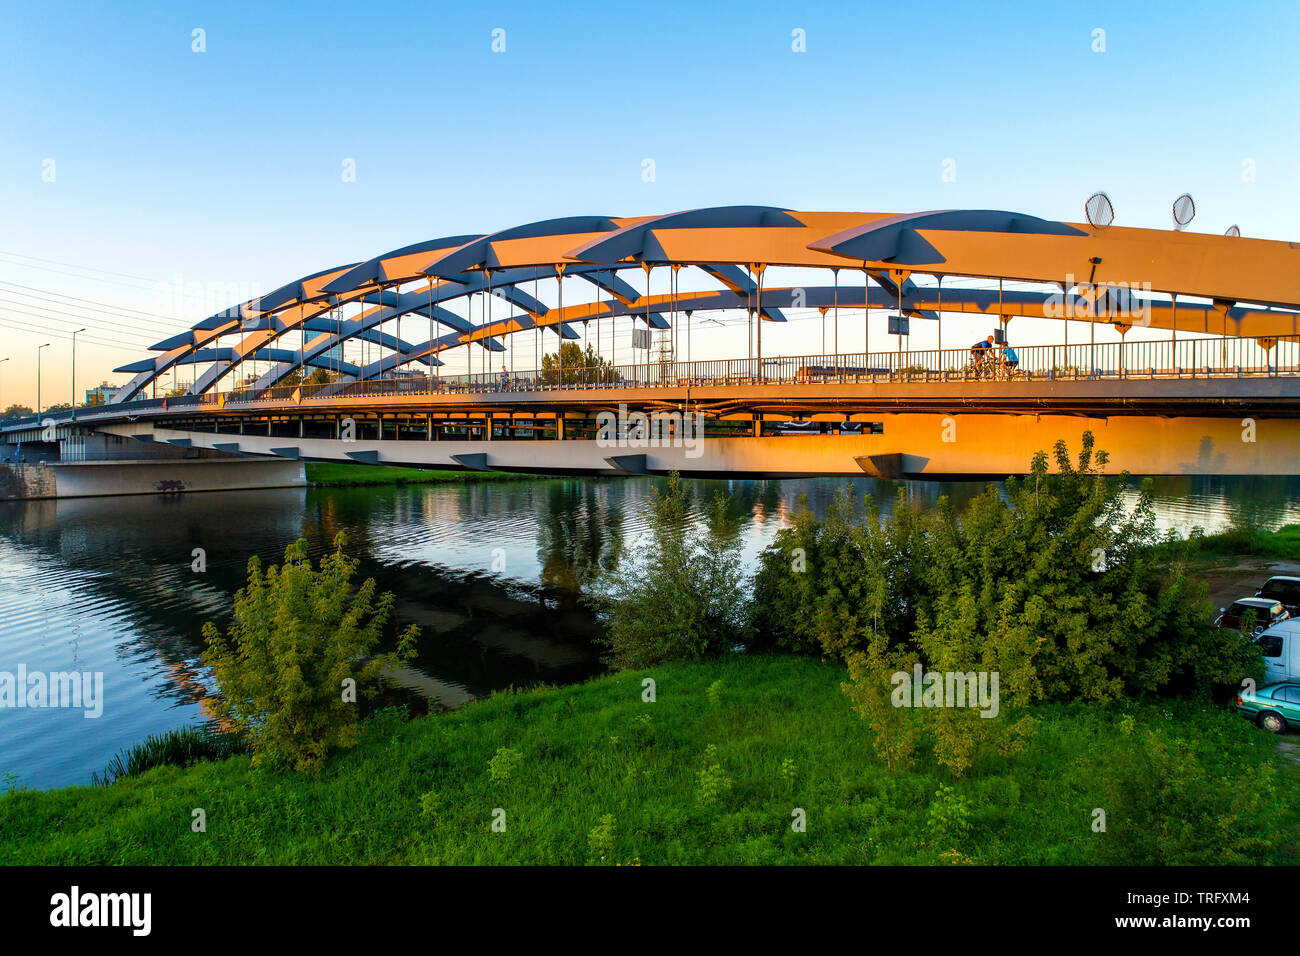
(757, 432, 1263, 701)
(911, 583, 1036, 776)
(201, 533, 419, 772)
(841, 642, 921, 772)
(541, 342, 619, 386)
(751, 486, 930, 661)
(590, 473, 747, 669)
(1, 404, 33, 422)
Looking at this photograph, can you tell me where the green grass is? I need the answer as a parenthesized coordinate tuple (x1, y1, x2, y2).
(2, 654, 1294, 865)
(305, 462, 531, 487)
(91, 725, 248, 787)
(1163, 523, 1300, 564)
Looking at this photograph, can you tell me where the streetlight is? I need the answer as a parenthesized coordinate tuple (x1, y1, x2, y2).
(36, 343, 50, 416)
(71, 328, 86, 421)
(0, 357, 8, 413)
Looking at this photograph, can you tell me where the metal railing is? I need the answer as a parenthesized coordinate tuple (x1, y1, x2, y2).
(4, 333, 1298, 430)
(215, 333, 1300, 406)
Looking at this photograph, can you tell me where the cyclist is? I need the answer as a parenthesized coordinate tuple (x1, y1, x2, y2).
(999, 342, 1019, 378)
(969, 336, 995, 377)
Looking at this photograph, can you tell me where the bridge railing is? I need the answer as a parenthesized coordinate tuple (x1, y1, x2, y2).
(213, 333, 1298, 404)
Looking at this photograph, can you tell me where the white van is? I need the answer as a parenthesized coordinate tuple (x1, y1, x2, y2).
(1256, 619, 1300, 684)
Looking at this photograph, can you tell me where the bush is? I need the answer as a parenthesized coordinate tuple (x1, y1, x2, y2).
(590, 473, 748, 669)
(201, 533, 418, 773)
(759, 433, 1263, 702)
(751, 486, 930, 660)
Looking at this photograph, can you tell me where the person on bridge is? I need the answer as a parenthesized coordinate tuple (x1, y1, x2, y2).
(970, 336, 995, 377)
(999, 342, 1019, 377)
(499, 365, 510, 390)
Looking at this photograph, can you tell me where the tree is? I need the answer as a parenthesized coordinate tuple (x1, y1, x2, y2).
(751, 486, 930, 661)
(590, 473, 747, 669)
(2, 404, 34, 422)
(540, 342, 619, 386)
(755, 432, 1263, 701)
(201, 533, 419, 772)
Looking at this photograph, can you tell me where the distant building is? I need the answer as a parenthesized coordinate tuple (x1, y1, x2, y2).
(83, 383, 116, 406)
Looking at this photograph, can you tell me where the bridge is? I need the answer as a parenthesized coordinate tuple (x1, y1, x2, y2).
(5, 205, 1300, 495)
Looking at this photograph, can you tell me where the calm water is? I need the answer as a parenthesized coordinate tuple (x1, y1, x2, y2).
(3, 473, 1300, 790)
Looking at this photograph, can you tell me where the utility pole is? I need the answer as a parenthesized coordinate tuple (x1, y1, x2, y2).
(71, 328, 86, 421)
(36, 342, 50, 415)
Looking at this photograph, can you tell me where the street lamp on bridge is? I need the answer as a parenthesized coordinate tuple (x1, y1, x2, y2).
(36, 342, 50, 416)
(0, 357, 8, 412)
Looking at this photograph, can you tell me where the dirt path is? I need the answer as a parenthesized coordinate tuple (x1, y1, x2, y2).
(1200, 560, 1300, 616)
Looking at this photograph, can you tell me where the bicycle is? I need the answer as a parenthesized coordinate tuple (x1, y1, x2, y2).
(964, 351, 997, 379)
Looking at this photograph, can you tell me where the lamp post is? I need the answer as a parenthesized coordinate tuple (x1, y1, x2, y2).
(71, 328, 85, 421)
(0, 357, 8, 413)
(36, 343, 50, 416)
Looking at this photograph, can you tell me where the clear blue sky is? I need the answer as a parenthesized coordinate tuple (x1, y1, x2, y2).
(2, 0, 1298, 406)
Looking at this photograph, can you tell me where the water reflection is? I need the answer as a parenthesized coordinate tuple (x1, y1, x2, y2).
(3, 473, 1300, 789)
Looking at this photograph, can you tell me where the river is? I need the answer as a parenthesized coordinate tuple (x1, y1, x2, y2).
(3, 473, 1300, 789)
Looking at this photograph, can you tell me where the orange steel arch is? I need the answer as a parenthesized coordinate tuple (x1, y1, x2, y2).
(113, 206, 1300, 401)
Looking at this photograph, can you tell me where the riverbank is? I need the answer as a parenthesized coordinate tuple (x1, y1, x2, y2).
(1175, 523, 1300, 563)
(2, 654, 1293, 865)
(1164, 525, 1300, 613)
(305, 462, 531, 487)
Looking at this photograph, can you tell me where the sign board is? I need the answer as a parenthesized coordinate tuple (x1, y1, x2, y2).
(887, 315, 909, 336)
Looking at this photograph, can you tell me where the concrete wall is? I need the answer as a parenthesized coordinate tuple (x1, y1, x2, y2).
(1, 458, 305, 500)
(99, 414, 1300, 478)
(0, 462, 58, 500)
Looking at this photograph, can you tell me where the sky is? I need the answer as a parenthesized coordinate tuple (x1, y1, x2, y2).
(1, 0, 1298, 408)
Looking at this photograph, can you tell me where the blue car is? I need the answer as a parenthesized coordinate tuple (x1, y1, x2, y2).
(1235, 681, 1300, 734)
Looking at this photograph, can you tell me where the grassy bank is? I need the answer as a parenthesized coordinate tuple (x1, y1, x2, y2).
(1161, 524, 1300, 565)
(2, 654, 1293, 865)
(305, 462, 531, 487)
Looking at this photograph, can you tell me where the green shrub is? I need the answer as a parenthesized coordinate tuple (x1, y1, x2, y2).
(695, 744, 733, 806)
(762, 433, 1263, 702)
(487, 747, 523, 785)
(591, 473, 748, 669)
(587, 813, 617, 864)
(201, 533, 418, 773)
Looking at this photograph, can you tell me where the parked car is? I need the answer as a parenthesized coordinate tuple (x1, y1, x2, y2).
(1235, 681, 1300, 734)
(1255, 575, 1300, 618)
(1214, 597, 1289, 634)
(1255, 619, 1300, 684)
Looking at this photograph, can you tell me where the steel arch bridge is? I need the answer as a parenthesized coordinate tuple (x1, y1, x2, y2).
(9, 204, 1300, 489)
(107, 205, 1300, 404)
